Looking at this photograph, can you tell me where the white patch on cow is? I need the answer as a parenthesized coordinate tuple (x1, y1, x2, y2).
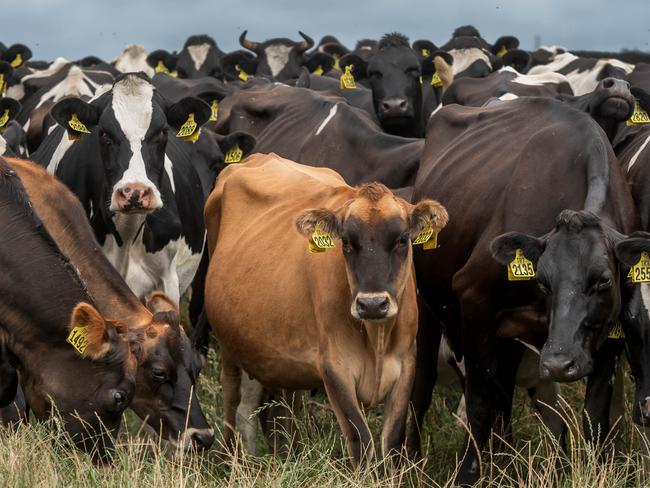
(187, 44, 211, 71)
(627, 132, 650, 172)
(6, 83, 24, 100)
(503, 67, 571, 87)
(46, 132, 75, 174)
(264, 44, 293, 77)
(164, 154, 176, 193)
(110, 76, 162, 211)
(112, 44, 154, 77)
(497, 93, 519, 101)
(447, 48, 491, 75)
(528, 52, 578, 76)
(35, 66, 96, 109)
(0, 136, 6, 156)
(315, 103, 339, 136)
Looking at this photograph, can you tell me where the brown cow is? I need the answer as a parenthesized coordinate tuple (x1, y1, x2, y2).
(204, 153, 448, 465)
(5, 158, 214, 451)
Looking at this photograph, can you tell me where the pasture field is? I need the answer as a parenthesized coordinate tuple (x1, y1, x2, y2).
(0, 337, 648, 488)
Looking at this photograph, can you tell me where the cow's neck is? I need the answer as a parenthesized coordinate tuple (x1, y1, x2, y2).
(362, 317, 397, 407)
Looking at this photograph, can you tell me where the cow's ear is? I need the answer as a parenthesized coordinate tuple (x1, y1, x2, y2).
(491, 232, 546, 266)
(502, 49, 532, 73)
(295, 208, 342, 240)
(412, 40, 438, 59)
(147, 49, 178, 75)
(409, 199, 449, 239)
(421, 51, 453, 76)
(50, 98, 99, 140)
(220, 50, 257, 82)
(4, 44, 31, 68)
(217, 131, 256, 160)
(492, 36, 520, 57)
(69, 303, 114, 360)
(340, 53, 368, 80)
(146, 291, 180, 315)
(615, 234, 650, 267)
(0, 97, 21, 133)
(167, 97, 211, 142)
(303, 52, 334, 76)
(631, 87, 650, 114)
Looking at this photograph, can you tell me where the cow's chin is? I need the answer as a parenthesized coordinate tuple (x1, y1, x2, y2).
(116, 207, 155, 215)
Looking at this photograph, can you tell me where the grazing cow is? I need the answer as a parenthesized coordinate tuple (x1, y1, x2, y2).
(31, 73, 210, 304)
(112, 44, 155, 77)
(204, 153, 448, 466)
(0, 156, 136, 460)
(214, 79, 423, 188)
(8, 158, 214, 450)
(408, 97, 640, 486)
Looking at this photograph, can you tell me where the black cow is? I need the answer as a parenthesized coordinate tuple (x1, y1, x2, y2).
(175, 35, 224, 79)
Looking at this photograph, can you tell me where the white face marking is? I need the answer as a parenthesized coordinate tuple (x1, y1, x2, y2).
(627, 132, 650, 172)
(264, 44, 293, 77)
(110, 77, 162, 211)
(113, 44, 154, 77)
(187, 44, 211, 71)
(35, 66, 96, 109)
(164, 154, 176, 193)
(315, 103, 338, 135)
(448, 48, 491, 75)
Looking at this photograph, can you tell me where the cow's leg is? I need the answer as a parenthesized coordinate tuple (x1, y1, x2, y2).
(191, 310, 212, 360)
(491, 339, 523, 444)
(406, 297, 442, 459)
(381, 344, 416, 459)
(236, 374, 264, 455)
(532, 379, 565, 442)
(261, 390, 303, 459)
(220, 354, 242, 452)
(322, 364, 373, 468)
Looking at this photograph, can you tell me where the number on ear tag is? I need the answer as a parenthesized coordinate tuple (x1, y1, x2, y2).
(630, 251, 650, 283)
(311, 228, 335, 250)
(627, 101, 650, 126)
(0, 109, 9, 129)
(224, 145, 243, 163)
(10, 53, 22, 69)
(67, 326, 89, 355)
(507, 249, 535, 281)
(68, 113, 91, 134)
(176, 113, 197, 138)
(496, 45, 508, 58)
(308, 239, 326, 253)
(340, 65, 356, 89)
(209, 99, 219, 122)
(607, 320, 625, 340)
(431, 72, 443, 88)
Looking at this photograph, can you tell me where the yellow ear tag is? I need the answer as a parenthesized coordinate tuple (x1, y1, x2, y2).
(209, 99, 219, 122)
(313, 65, 324, 76)
(630, 251, 650, 283)
(627, 101, 650, 126)
(308, 238, 326, 253)
(0, 109, 9, 129)
(412, 223, 438, 250)
(431, 72, 443, 88)
(10, 53, 22, 69)
(0, 73, 5, 95)
(607, 320, 625, 340)
(421, 48, 430, 57)
(67, 326, 89, 355)
(155, 60, 170, 74)
(311, 228, 335, 250)
(332, 54, 341, 72)
(419, 75, 423, 85)
(507, 249, 535, 281)
(176, 112, 197, 139)
(340, 65, 356, 89)
(496, 45, 508, 58)
(224, 144, 243, 163)
(235, 64, 250, 81)
(68, 113, 91, 134)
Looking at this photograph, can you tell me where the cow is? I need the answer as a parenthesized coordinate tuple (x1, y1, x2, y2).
(203, 152, 448, 466)
(0, 97, 25, 157)
(7, 157, 214, 450)
(174, 35, 225, 79)
(0, 156, 136, 461)
(407, 96, 642, 486)
(0, 43, 32, 71)
(31, 73, 209, 304)
(112, 44, 155, 77)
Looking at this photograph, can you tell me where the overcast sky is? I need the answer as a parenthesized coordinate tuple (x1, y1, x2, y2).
(3, 0, 650, 61)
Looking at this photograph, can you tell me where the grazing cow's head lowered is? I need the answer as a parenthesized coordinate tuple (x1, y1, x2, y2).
(50, 73, 211, 215)
(492, 210, 625, 382)
(296, 183, 448, 321)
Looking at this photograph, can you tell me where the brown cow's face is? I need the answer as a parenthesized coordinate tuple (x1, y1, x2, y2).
(296, 183, 448, 322)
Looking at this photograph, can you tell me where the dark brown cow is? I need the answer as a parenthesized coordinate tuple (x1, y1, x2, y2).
(204, 153, 448, 466)
(6, 158, 214, 451)
(0, 156, 136, 460)
(409, 97, 641, 485)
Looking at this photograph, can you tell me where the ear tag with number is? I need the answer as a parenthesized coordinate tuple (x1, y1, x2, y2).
(627, 101, 650, 126)
(311, 227, 335, 251)
(340, 65, 356, 89)
(313, 65, 324, 76)
(607, 320, 625, 340)
(629, 251, 650, 283)
(421, 48, 430, 57)
(507, 249, 535, 281)
(155, 60, 171, 74)
(176, 112, 198, 140)
(0, 74, 5, 95)
(67, 326, 89, 355)
(10, 53, 22, 69)
(431, 72, 443, 88)
(0, 109, 9, 130)
(209, 99, 219, 122)
(68, 113, 91, 134)
(413, 222, 439, 250)
(496, 45, 508, 58)
(224, 144, 243, 163)
(236, 64, 250, 82)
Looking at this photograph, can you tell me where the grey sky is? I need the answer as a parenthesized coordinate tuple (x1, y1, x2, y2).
(3, 0, 650, 61)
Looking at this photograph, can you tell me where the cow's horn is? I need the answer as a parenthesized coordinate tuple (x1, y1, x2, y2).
(296, 31, 314, 53)
(239, 30, 259, 53)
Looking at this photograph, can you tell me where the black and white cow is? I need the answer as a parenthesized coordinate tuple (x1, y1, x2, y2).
(112, 44, 155, 77)
(31, 73, 210, 304)
(0, 97, 24, 157)
(175, 35, 225, 79)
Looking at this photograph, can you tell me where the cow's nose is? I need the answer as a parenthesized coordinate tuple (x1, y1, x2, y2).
(380, 98, 408, 116)
(355, 293, 392, 320)
(598, 77, 630, 92)
(114, 184, 154, 211)
(190, 429, 214, 450)
(540, 354, 578, 381)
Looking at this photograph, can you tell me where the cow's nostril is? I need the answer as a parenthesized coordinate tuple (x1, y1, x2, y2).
(603, 78, 614, 89)
(399, 100, 407, 109)
(123, 187, 131, 195)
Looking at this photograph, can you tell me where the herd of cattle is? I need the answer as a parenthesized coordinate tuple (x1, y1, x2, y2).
(2, 23, 650, 485)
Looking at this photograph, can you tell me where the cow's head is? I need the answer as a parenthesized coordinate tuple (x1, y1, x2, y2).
(175, 35, 224, 79)
(50, 73, 211, 215)
(126, 295, 213, 451)
(295, 183, 448, 321)
(239, 30, 315, 81)
(492, 210, 623, 382)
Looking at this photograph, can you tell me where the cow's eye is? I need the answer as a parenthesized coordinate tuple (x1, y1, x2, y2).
(341, 236, 352, 253)
(396, 234, 410, 248)
(596, 277, 612, 291)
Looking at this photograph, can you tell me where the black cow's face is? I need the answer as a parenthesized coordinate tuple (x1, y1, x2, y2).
(176, 43, 221, 79)
(367, 45, 422, 132)
(239, 31, 314, 82)
(589, 77, 634, 122)
(492, 210, 621, 382)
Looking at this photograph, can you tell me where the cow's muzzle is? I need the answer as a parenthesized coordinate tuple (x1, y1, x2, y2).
(352, 292, 397, 321)
(539, 351, 589, 382)
(112, 184, 158, 213)
(379, 98, 410, 118)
